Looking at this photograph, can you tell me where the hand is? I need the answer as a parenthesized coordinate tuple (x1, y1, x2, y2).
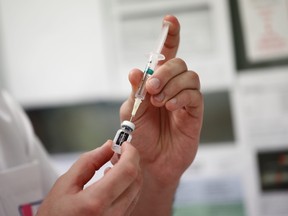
(120, 15, 204, 215)
(36, 141, 142, 216)
(121, 14, 203, 186)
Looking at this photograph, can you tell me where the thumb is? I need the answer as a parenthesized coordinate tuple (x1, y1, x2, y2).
(128, 68, 144, 97)
(63, 140, 114, 190)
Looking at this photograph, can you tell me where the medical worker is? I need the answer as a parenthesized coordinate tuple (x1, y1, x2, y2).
(0, 15, 203, 216)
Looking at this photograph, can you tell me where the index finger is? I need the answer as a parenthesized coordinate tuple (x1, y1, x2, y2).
(60, 140, 114, 190)
(85, 142, 140, 204)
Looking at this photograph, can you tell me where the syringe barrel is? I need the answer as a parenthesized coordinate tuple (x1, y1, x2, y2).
(135, 53, 164, 100)
(148, 52, 164, 71)
(135, 72, 150, 100)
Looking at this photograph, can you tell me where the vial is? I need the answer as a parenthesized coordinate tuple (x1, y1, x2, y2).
(112, 120, 135, 154)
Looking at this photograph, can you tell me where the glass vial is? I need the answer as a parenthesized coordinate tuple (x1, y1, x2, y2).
(112, 120, 135, 154)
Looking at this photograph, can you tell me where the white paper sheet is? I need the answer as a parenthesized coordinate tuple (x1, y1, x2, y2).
(238, 0, 288, 62)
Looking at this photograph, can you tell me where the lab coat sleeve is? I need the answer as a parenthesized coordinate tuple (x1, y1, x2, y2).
(0, 90, 59, 195)
(32, 136, 59, 195)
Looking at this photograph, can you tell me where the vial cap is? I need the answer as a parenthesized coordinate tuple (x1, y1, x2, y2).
(121, 120, 135, 131)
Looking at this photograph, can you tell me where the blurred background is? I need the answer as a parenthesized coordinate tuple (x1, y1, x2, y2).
(0, 0, 287, 215)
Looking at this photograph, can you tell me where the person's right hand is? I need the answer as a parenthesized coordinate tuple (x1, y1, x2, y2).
(36, 140, 142, 216)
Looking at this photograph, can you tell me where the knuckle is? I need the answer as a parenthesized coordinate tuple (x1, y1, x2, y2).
(174, 57, 187, 66)
(189, 71, 201, 89)
(189, 71, 199, 81)
(160, 62, 171, 74)
(166, 58, 187, 71)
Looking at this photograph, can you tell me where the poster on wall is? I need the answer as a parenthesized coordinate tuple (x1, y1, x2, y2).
(229, 0, 288, 70)
(238, 0, 288, 62)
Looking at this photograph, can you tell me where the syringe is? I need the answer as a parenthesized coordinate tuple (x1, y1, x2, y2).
(130, 21, 170, 120)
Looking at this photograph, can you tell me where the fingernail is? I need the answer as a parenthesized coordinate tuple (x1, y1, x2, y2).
(148, 78, 160, 90)
(154, 92, 165, 102)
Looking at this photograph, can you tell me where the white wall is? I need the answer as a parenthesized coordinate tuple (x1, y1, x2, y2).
(0, 0, 236, 107)
(0, 0, 110, 107)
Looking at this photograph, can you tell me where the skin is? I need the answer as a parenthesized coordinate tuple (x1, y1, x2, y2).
(36, 15, 203, 216)
(36, 141, 142, 216)
(119, 15, 204, 215)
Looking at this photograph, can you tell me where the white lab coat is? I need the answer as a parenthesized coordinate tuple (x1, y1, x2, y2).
(0, 90, 58, 216)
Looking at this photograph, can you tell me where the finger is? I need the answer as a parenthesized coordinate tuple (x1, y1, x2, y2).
(160, 15, 180, 64)
(128, 68, 144, 93)
(165, 89, 204, 139)
(108, 172, 142, 216)
(151, 70, 200, 107)
(126, 16, 180, 97)
(126, 16, 180, 90)
(148, 70, 200, 108)
(146, 58, 190, 96)
(121, 68, 144, 107)
(62, 140, 114, 191)
(165, 89, 203, 116)
(110, 153, 120, 165)
(120, 68, 149, 119)
(120, 15, 180, 119)
(104, 167, 112, 175)
(85, 142, 140, 205)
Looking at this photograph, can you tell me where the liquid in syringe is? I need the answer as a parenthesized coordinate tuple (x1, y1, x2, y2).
(130, 21, 170, 120)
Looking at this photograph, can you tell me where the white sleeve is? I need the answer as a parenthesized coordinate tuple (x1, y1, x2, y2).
(0, 90, 59, 194)
(32, 136, 59, 195)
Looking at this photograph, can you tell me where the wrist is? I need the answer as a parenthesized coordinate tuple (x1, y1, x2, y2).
(131, 170, 180, 216)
